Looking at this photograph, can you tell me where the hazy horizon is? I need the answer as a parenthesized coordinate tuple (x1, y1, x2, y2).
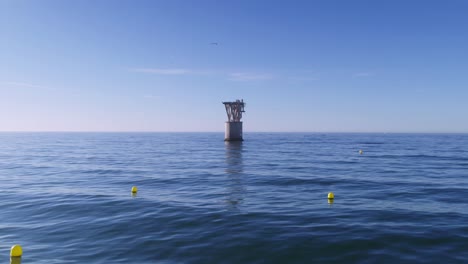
(2, 0, 468, 133)
(0, 130, 467, 134)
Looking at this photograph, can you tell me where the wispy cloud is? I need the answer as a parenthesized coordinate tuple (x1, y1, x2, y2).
(1, 82, 46, 88)
(352, 72, 373, 78)
(289, 76, 320, 81)
(130, 68, 194, 75)
(228, 72, 274, 81)
(131, 67, 275, 82)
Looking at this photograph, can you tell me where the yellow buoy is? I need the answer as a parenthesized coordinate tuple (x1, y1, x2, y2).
(359, 150, 363, 155)
(131, 186, 138, 193)
(10, 245, 22, 257)
(328, 192, 334, 199)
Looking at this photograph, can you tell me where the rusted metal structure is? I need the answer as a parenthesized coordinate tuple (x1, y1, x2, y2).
(222, 99, 246, 141)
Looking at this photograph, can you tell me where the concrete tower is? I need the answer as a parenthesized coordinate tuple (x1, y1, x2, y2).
(222, 99, 246, 141)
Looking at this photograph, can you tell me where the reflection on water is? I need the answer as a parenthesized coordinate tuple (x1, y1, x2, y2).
(10, 257, 21, 264)
(224, 141, 245, 210)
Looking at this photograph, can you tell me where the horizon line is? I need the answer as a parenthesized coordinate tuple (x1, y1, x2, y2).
(0, 131, 467, 134)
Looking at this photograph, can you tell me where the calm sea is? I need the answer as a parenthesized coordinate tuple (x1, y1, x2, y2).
(0, 133, 467, 263)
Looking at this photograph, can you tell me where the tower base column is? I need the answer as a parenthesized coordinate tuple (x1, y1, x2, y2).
(225, 122, 243, 141)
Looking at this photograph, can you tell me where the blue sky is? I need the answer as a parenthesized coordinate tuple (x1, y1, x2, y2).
(1, 0, 467, 132)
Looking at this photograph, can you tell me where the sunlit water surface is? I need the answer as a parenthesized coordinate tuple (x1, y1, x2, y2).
(0, 133, 467, 263)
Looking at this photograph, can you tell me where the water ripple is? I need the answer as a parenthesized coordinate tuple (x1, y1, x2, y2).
(0, 133, 467, 263)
